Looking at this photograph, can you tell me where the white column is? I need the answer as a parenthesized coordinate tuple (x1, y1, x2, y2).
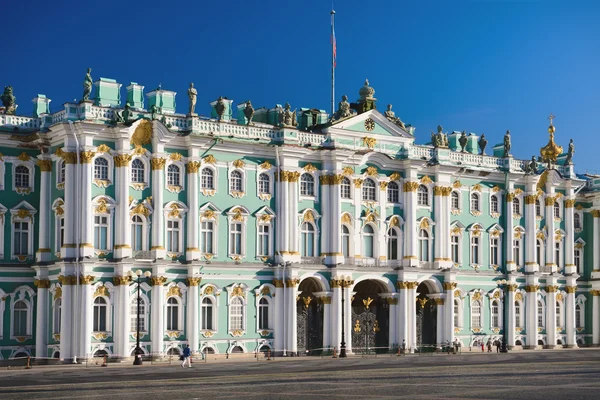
(594, 213, 600, 271)
(322, 295, 332, 349)
(378, 183, 388, 263)
(505, 190, 515, 272)
(433, 187, 443, 267)
(320, 175, 330, 257)
(186, 277, 200, 353)
(384, 296, 397, 349)
(80, 153, 94, 257)
(278, 173, 290, 257)
(564, 197, 575, 275)
(151, 158, 166, 259)
(79, 278, 94, 359)
(525, 283, 539, 349)
(36, 160, 52, 262)
(186, 162, 200, 261)
(331, 284, 341, 352)
(407, 283, 418, 351)
(34, 279, 49, 357)
(287, 279, 298, 355)
(345, 288, 353, 353)
(545, 285, 558, 347)
(545, 192, 556, 273)
(593, 291, 600, 346)
(524, 194, 537, 273)
(440, 188, 452, 263)
(59, 277, 73, 360)
(403, 182, 418, 265)
(273, 279, 284, 355)
(506, 285, 516, 349)
(288, 175, 300, 258)
(151, 278, 165, 354)
(113, 277, 131, 358)
(565, 285, 577, 348)
(435, 298, 444, 347)
(397, 283, 408, 348)
(329, 175, 343, 264)
(443, 281, 455, 344)
(62, 155, 77, 259)
(114, 154, 132, 259)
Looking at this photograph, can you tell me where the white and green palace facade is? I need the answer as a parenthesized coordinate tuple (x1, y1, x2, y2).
(0, 77, 599, 361)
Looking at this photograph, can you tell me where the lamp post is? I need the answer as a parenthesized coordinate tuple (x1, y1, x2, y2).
(497, 279, 509, 353)
(128, 269, 152, 365)
(339, 277, 352, 358)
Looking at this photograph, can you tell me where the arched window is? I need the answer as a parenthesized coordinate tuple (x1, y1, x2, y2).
(300, 173, 314, 197)
(471, 300, 481, 328)
(340, 177, 351, 199)
(536, 239, 543, 265)
(362, 179, 376, 201)
(258, 298, 269, 330)
(535, 199, 542, 217)
(491, 300, 499, 328)
(556, 301, 562, 327)
(166, 297, 180, 330)
(93, 297, 107, 332)
(342, 225, 350, 258)
(363, 224, 374, 258)
(574, 213, 581, 229)
(58, 160, 65, 184)
(167, 164, 181, 186)
(300, 222, 315, 257)
(537, 300, 544, 328)
(94, 157, 109, 180)
(554, 202, 560, 219)
(130, 296, 147, 332)
(131, 159, 145, 183)
(229, 170, 243, 192)
(451, 191, 460, 210)
(202, 297, 214, 330)
(417, 185, 429, 206)
(229, 297, 244, 331)
(453, 299, 459, 327)
(258, 173, 270, 194)
(488, 194, 497, 214)
(470, 193, 480, 211)
(201, 168, 214, 189)
(387, 181, 399, 203)
(575, 304, 582, 329)
(53, 298, 61, 334)
(515, 301, 522, 328)
(13, 300, 28, 336)
(387, 228, 399, 260)
(418, 229, 429, 262)
(451, 235, 459, 264)
(512, 198, 520, 215)
(131, 215, 144, 252)
(13, 165, 29, 188)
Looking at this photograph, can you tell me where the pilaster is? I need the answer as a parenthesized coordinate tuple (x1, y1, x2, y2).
(524, 190, 538, 273)
(545, 281, 559, 348)
(273, 277, 284, 355)
(150, 276, 167, 354)
(525, 279, 539, 349)
(61, 152, 77, 259)
(79, 275, 94, 358)
(186, 161, 201, 261)
(151, 158, 166, 259)
(58, 274, 76, 360)
(506, 283, 517, 349)
(563, 193, 575, 275)
(34, 278, 50, 356)
(113, 274, 132, 358)
(592, 290, 600, 346)
(36, 159, 52, 262)
(114, 153, 132, 259)
(403, 177, 418, 265)
(564, 283, 577, 348)
(545, 189, 557, 273)
(443, 278, 456, 344)
(80, 151, 95, 257)
(186, 275, 201, 352)
(286, 277, 299, 355)
(505, 183, 515, 272)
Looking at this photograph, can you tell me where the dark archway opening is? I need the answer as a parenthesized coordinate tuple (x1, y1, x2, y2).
(296, 278, 324, 355)
(351, 280, 389, 354)
(416, 282, 437, 350)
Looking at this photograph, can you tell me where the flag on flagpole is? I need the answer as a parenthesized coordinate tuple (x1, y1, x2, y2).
(331, 11, 337, 68)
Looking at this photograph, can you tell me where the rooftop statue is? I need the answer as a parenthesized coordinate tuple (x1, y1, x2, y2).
(82, 67, 93, 102)
(458, 131, 468, 152)
(431, 125, 448, 148)
(1, 86, 17, 115)
(215, 96, 226, 121)
(281, 102, 297, 127)
(331, 95, 352, 121)
(384, 104, 406, 129)
(188, 82, 197, 115)
(478, 134, 488, 155)
(243, 100, 254, 125)
(503, 130, 511, 157)
(528, 155, 538, 174)
(565, 139, 575, 165)
(122, 102, 133, 123)
(150, 104, 158, 120)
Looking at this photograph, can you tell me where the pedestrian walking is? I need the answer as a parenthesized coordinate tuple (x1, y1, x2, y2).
(401, 339, 406, 354)
(495, 340, 500, 353)
(481, 340, 484, 352)
(181, 345, 192, 368)
(487, 339, 492, 352)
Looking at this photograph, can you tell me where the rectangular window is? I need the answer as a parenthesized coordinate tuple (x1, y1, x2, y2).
(14, 221, 29, 255)
(258, 225, 270, 256)
(93, 305, 107, 332)
(555, 242, 560, 266)
(94, 215, 109, 250)
(471, 236, 479, 264)
(451, 236, 459, 264)
(229, 223, 242, 255)
(166, 220, 180, 253)
(490, 238, 499, 265)
(513, 240, 520, 265)
(57, 218, 65, 250)
(201, 221, 214, 254)
(538, 303, 544, 327)
(492, 304, 499, 328)
(453, 301, 459, 327)
(202, 301, 213, 330)
(132, 223, 143, 251)
(515, 303, 521, 328)
(130, 297, 146, 332)
(574, 249, 581, 274)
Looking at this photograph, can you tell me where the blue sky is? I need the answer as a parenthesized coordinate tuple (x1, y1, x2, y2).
(3, 0, 599, 171)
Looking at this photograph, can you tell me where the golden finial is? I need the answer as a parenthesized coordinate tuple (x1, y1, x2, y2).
(548, 113, 556, 134)
(540, 114, 562, 168)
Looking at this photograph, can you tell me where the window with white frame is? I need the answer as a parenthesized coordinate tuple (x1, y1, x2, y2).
(258, 173, 270, 195)
(491, 299, 500, 328)
(300, 222, 316, 257)
(535, 199, 542, 217)
(53, 298, 61, 334)
(201, 297, 214, 330)
(230, 170, 243, 192)
(340, 177, 351, 199)
(201, 168, 215, 190)
(342, 225, 350, 257)
(166, 219, 181, 253)
(94, 215, 110, 251)
(229, 297, 244, 331)
(417, 185, 429, 206)
(94, 157, 109, 180)
(451, 234, 460, 264)
(257, 224, 270, 257)
(512, 198, 520, 215)
(131, 159, 145, 183)
(556, 301, 562, 327)
(300, 173, 314, 196)
(56, 217, 65, 251)
(490, 237, 499, 266)
(575, 304, 582, 329)
(58, 160, 65, 184)
(470, 193, 480, 212)
(537, 300, 544, 328)
(93, 297, 108, 332)
(574, 247, 582, 274)
(513, 238, 522, 266)
(470, 235, 480, 265)
(201, 221, 214, 254)
(258, 298, 269, 330)
(167, 164, 181, 187)
(13, 220, 30, 256)
(418, 229, 430, 262)
(363, 224, 375, 258)
(13, 300, 29, 336)
(362, 178, 376, 201)
(515, 301, 522, 328)
(166, 297, 180, 330)
(387, 228, 399, 260)
(130, 296, 147, 332)
(387, 181, 399, 203)
(490, 194, 499, 214)
(574, 213, 582, 230)
(536, 239, 543, 265)
(554, 202, 560, 219)
(471, 300, 482, 328)
(229, 222, 243, 255)
(451, 191, 460, 211)
(453, 299, 459, 327)
(131, 215, 145, 252)
(14, 165, 30, 188)
(555, 241, 561, 266)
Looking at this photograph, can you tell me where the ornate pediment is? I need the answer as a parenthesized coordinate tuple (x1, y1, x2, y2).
(327, 109, 414, 139)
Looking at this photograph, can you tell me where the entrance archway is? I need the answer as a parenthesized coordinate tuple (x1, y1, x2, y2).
(351, 279, 389, 354)
(416, 281, 437, 349)
(296, 278, 324, 354)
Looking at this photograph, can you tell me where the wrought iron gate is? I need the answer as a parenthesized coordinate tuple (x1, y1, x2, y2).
(296, 299, 323, 354)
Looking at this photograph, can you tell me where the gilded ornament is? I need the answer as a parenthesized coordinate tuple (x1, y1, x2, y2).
(233, 159, 245, 169)
(93, 285, 110, 298)
(492, 185, 501, 192)
(540, 114, 563, 166)
(95, 144, 110, 154)
(114, 154, 132, 167)
(302, 296, 313, 309)
(202, 209, 216, 219)
(272, 279, 284, 288)
(389, 172, 401, 182)
(365, 166, 379, 177)
(150, 158, 166, 170)
(354, 320, 361, 332)
(341, 213, 352, 225)
(379, 181, 388, 190)
(166, 285, 182, 298)
(342, 166, 354, 175)
(168, 152, 183, 162)
(131, 145, 146, 156)
(17, 152, 31, 162)
(525, 195, 537, 205)
(168, 205, 182, 218)
(365, 212, 376, 223)
(565, 199, 576, 208)
(15, 209, 32, 219)
(420, 175, 433, 185)
(36, 159, 52, 172)
(389, 216, 399, 227)
(259, 161, 272, 170)
(472, 184, 482, 192)
(452, 180, 462, 189)
(130, 203, 150, 217)
(95, 198, 109, 214)
(406, 281, 419, 289)
(419, 218, 430, 230)
(131, 119, 152, 146)
(403, 181, 419, 192)
(362, 136, 377, 149)
(61, 152, 77, 164)
(418, 297, 428, 309)
(203, 154, 217, 165)
(574, 242, 583, 249)
(443, 282, 457, 290)
(364, 118, 376, 132)
(150, 276, 167, 286)
(112, 276, 132, 286)
(525, 285, 540, 292)
(34, 279, 51, 289)
(556, 293, 563, 302)
(303, 210, 315, 222)
(259, 214, 273, 223)
(53, 287, 62, 300)
(506, 192, 515, 202)
(79, 151, 95, 164)
(386, 297, 398, 305)
(231, 207, 244, 221)
(353, 178, 363, 188)
(80, 275, 95, 285)
(231, 287, 245, 297)
(515, 292, 523, 301)
(303, 163, 318, 172)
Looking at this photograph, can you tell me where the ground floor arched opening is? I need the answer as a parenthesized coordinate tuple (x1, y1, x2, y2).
(416, 281, 437, 350)
(351, 279, 389, 354)
(296, 277, 324, 354)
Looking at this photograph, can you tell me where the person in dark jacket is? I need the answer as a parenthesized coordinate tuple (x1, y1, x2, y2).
(181, 345, 192, 368)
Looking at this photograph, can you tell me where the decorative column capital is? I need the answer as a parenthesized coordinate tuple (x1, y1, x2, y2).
(592, 210, 600, 218)
(545, 285, 559, 293)
(506, 284, 519, 292)
(386, 297, 398, 305)
(590, 290, 600, 296)
(565, 286, 577, 294)
(36, 160, 52, 172)
(114, 154, 133, 167)
(80, 275, 95, 285)
(34, 279, 50, 289)
(564, 199, 576, 208)
(151, 158, 167, 170)
(57, 275, 77, 285)
(186, 277, 202, 286)
(403, 181, 419, 192)
(285, 278, 300, 287)
(187, 161, 201, 174)
(273, 279, 284, 288)
(61, 152, 78, 164)
(320, 296, 332, 304)
(150, 276, 168, 286)
(443, 282, 457, 290)
(524, 195, 537, 205)
(80, 151, 96, 163)
(112, 276, 132, 286)
(525, 285, 540, 293)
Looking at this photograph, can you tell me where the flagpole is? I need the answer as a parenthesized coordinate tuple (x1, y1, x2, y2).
(331, 9, 336, 117)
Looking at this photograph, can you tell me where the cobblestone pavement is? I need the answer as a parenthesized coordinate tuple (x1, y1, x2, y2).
(1, 349, 600, 399)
